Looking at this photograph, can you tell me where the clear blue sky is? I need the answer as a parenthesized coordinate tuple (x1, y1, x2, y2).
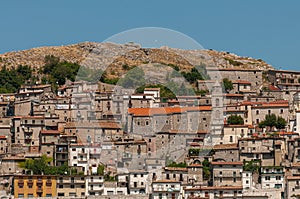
(1, 0, 300, 71)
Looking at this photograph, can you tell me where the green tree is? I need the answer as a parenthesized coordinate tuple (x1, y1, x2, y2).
(243, 160, 261, 172)
(259, 114, 277, 130)
(97, 165, 105, 175)
(19, 155, 69, 175)
(275, 116, 287, 130)
(259, 114, 286, 131)
(227, 115, 244, 125)
(223, 78, 233, 92)
(181, 67, 203, 85)
(202, 159, 211, 180)
(42, 55, 80, 86)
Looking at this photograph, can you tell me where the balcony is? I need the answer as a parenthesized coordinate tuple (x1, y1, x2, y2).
(46, 180, 52, 186)
(36, 187, 43, 193)
(27, 180, 33, 186)
(18, 180, 24, 185)
(37, 179, 43, 185)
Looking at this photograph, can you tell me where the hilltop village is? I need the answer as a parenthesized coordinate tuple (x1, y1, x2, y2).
(1, 63, 300, 199)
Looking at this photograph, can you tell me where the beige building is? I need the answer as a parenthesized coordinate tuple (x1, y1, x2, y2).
(239, 137, 285, 166)
(211, 161, 243, 187)
(57, 175, 86, 198)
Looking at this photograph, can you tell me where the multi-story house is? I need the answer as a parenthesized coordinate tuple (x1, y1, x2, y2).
(103, 181, 128, 196)
(213, 143, 239, 162)
(69, 144, 103, 175)
(40, 130, 60, 161)
(221, 125, 248, 144)
(268, 69, 300, 91)
(211, 161, 243, 187)
(239, 137, 284, 166)
(128, 170, 149, 194)
(261, 166, 284, 191)
(13, 175, 56, 198)
(85, 175, 104, 196)
(286, 176, 300, 199)
(57, 175, 86, 198)
(184, 186, 243, 199)
(152, 180, 181, 199)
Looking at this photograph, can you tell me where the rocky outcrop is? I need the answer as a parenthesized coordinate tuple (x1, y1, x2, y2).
(0, 42, 274, 79)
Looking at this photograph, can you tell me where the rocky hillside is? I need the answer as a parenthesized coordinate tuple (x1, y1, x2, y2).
(0, 42, 274, 79)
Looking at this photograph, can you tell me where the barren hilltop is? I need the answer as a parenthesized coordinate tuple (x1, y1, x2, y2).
(0, 42, 274, 78)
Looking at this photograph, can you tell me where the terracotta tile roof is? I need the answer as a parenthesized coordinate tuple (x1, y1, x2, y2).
(128, 106, 212, 116)
(241, 100, 289, 108)
(40, 130, 60, 135)
(268, 85, 281, 91)
(0, 136, 7, 140)
(211, 161, 243, 166)
(213, 143, 238, 150)
(187, 164, 202, 168)
(278, 131, 298, 136)
(65, 122, 121, 129)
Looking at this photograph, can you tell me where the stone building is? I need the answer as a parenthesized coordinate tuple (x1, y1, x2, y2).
(268, 69, 300, 91)
(239, 137, 285, 166)
(211, 161, 243, 187)
(213, 143, 239, 162)
(207, 68, 263, 90)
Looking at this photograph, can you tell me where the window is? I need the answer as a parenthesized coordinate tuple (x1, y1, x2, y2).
(265, 176, 270, 181)
(276, 176, 281, 181)
(216, 98, 220, 107)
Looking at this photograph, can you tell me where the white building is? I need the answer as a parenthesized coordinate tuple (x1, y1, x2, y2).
(261, 167, 284, 190)
(152, 180, 182, 199)
(103, 181, 127, 196)
(85, 175, 104, 196)
(242, 171, 253, 190)
(69, 144, 102, 175)
(128, 170, 149, 194)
